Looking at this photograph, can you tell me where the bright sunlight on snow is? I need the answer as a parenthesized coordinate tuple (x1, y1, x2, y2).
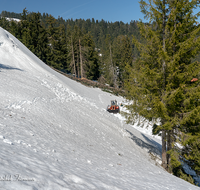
(0, 27, 199, 190)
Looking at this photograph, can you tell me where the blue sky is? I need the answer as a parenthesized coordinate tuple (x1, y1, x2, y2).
(1, 0, 145, 23)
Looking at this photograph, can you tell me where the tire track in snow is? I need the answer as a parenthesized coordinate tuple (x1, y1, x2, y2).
(40, 79, 98, 109)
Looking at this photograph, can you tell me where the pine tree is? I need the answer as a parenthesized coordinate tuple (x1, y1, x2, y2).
(58, 24, 68, 71)
(112, 35, 133, 88)
(36, 18, 49, 64)
(46, 15, 64, 69)
(20, 8, 29, 47)
(66, 25, 99, 80)
(9, 20, 22, 41)
(20, 11, 50, 64)
(124, 0, 200, 183)
(0, 17, 10, 31)
(101, 34, 117, 87)
(68, 25, 79, 77)
(82, 32, 100, 80)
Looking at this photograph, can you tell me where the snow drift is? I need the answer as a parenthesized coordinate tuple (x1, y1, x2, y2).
(0, 27, 199, 190)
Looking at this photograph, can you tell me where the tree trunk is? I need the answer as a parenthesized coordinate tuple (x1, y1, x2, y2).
(77, 49, 80, 78)
(109, 43, 117, 87)
(79, 38, 83, 78)
(162, 0, 166, 89)
(71, 36, 76, 77)
(161, 0, 168, 169)
(167, 130, 172, 172)
(162, 129, 167, 169)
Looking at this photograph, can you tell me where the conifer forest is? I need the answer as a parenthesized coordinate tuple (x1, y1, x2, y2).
(0, 9, 139, 87)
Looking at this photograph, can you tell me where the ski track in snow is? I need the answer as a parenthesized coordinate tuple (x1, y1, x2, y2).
(0, 27, 199, 189)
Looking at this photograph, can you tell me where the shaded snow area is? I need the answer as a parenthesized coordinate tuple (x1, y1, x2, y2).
(0, 27, 199, 190)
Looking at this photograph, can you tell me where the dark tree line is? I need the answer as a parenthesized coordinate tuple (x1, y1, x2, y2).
(0, 9, 137, 85)
(0, 10, 21, 19)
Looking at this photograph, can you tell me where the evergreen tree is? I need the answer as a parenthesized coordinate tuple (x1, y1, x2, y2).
(32, 13, 49, 64)
(46, 15, 63, 69)
(82, 32, 100, 80)
(112, 35, 133, 87)
(20, 8, 29, 48)
(9, 20, 22, 41)
(58, 24, 68, 71)
(66, 25, 99, 79)
(69, 25, 80, 77)
(101, 34, 117, 87)
(20, 11, 50, 64)
(124, 0, 200, 183)
(66, 25, 76, 76)
(0, 17, 10, 31)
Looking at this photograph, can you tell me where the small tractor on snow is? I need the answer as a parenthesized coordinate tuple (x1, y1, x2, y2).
(107, 100, 120, 113)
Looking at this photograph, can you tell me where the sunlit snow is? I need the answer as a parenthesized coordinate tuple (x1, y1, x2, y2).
(0, 27, 199, 190)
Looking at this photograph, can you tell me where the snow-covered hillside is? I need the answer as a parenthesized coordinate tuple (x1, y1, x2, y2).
(5, 17, 21, 22)
(0, 27, 199, 190)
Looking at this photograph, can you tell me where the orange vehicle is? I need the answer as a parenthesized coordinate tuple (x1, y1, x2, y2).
(107, 100, 120, 113)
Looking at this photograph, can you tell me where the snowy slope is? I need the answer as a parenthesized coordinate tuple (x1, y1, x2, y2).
(0, 27, 199, 190)
(5, 17, 21, 22)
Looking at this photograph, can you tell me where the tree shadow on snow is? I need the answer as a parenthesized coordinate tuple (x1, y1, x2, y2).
(125, 129, 162, 158)
(0, 63, 23, 72)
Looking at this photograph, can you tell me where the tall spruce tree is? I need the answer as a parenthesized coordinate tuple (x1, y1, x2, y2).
(58, 24, 68, 71)
(82, 31, 100, 80)
(101, 34, 117, 87)
(46, 15, 64, 69)
(9, 20, 22, 41)
(124, 0, 200, 183)
(0, 17, 9, 31)
(67, 25, 99, 79)
(21, 8, 29, 47)
(20, 11, 50, 64)
(66, 26, 76, 76)
(68, 25, 80, 77)
(112, 35, 133, 88)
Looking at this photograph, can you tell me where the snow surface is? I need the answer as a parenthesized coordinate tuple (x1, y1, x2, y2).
(5, 17, 21, 22)
(0, 27, 199, 190)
